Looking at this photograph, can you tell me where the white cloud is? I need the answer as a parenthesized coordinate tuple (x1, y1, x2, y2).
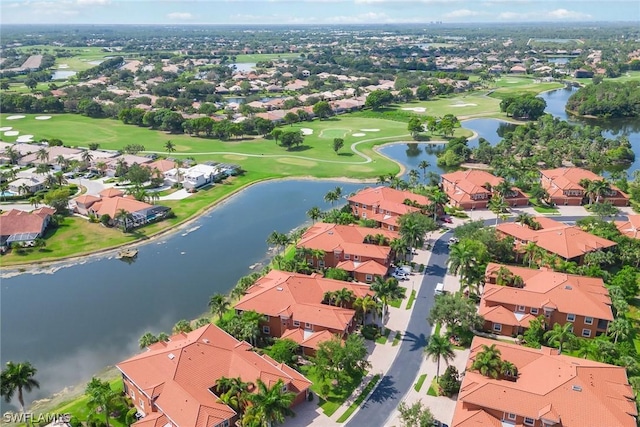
(497, 8, 591, 21)
(167, 12, 193, 20)
(76, 0, 110, 5)
(547, 8, 591, 19)
(443, 9, 484, 18)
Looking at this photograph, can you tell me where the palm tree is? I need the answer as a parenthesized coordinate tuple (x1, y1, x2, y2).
(209, 293, 230, 319)
(608, 317, 632, 344)
(139, 332, 159, 349)
(267, 231, 289, 255)
(418, 160, 430, 182)
(324, 190, 339, 206)
(114, 208, 132, 232)
(488, 195, 509, 225)
(18, 183, 31, 196)
(215, 377, 254, 418)
(81, 150, 94, 167)
(323, 290, 336, 306)
(447, 240, 487, 293)
(500, 360, 518, 379)
(544, 322, 575, 354)
(333, 288, 355, 308)
(522, 241, 544, 268)
(4, 146, 20, 165)
(424, 335, 455, 378)
(390, 238, 409, 262)
(165, 140, 176, 154)
(408, 169, 420, 187)
(86, 377, 124, 427)
(1, 361, 40, 414)
(28, 196, 41, 209)
(353, 295, 378, 326)
(576, 338, 599, 360)
(515, 212, 533, 227)
(96, 161, 107, 177)
(36, 148, 49, 164)
(471, 344, 503, 379)
(245, 378, 295, 427)
(56, 155, 69, 170)
(371, 276, 404, 330)
(428, 188, 449, 222)
(53, 171, 68, 187)
(589, 179, 612, 204)
(173, 319, 193, 334)
(333, 186, 343, 199)
(306, 206, 322, 224)
(35, 163, 51, 176)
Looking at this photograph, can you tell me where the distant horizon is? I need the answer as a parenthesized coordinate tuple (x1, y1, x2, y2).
(1, 0, 638, 26)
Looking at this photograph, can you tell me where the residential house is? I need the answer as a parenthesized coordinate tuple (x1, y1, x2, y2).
(104, 154, 153, 177)
(117, 324, 311, 427)
(79, 191, 170, 229)
(145, 159, 177, 174)
(8, 176, 46, 194)
(347, 186, 431, 231)
(452, 337, 637, 427)
(0, 207, 55, 248)
(615, 215, 640, 239)
(496, 216, 617, 264)
(18, 146, 83, 168)
(165, 164, 226, 191)
(480, 263, 613, 338)
(73, 194, 102, 216)
(234, 270, 373, 355)
(540, 167, 629, 206)
(441, 170, 527, 210)
(296, 223, 399, 283)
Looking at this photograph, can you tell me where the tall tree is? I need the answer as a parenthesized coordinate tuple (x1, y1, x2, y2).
(86, 377, 124, 427)
(1, 361, 40, 414)
(209, 293, 230, 319)
(245, 379, 295, 427)
(543, 322, 575, 354)
(418, 160, 430, 182)
(165, 140, 176, 154)
(398, 212, 437, 251)
(470, 344, 502, 379)
(306, 206, 322, 224)
(371, 276, 404, 330)
(424, 335, 455, 378)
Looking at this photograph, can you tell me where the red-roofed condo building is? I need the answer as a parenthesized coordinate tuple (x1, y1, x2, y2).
(117, 324, 311, 427)
(347, 186, 431, 230)
(452, 337, 637, 427)
(234, 270, 373, 355)
(441, 170, 528, 210)
(296, 223, 398, 283)
(540, 167, 629, 206)
(480, 263, 613, 338)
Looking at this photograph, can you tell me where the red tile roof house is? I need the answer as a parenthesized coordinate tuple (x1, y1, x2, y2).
(234, 270, 373, 356)
(540, 167, 629, 206)
(451, 337, 637, 427)
(441, 170, 528, 210)
(480, 263, 613, 339)
(0, 207, 55, 249)
(116, 324, 311, 427)
(347, 186, 431, 231)
(615, 214, 640, 239)
(296, 223, 399, 283)
(496, 216, 617, 264)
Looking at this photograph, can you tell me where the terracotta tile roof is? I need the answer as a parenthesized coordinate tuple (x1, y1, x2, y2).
(131, 412, 167, 427)
(280, 329, 336, 351)
(442, 170, 503, 194)
(297, 223, 398, 261)
(74, 194, 101, 206)
(452, 337, 637, 427)
(118, 325, 311, 427)
(483, 263, 613, 321)
(146, 159, 177, 173)
(336, 259, 388, 276)
(479, 302, 535, 328)
(0, 209, 51, 238)
(234, 270, 373, 331)
(99, 187, 124, 198)
(89, 196, 153, 219)
(615, 215, 640, 239)
(496, 218, 616, 259)
(348, 186, 430, 215)
(541, 167, 628, 200)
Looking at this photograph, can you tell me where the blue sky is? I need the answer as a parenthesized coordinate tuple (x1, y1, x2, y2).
(1, 0, 638, 25)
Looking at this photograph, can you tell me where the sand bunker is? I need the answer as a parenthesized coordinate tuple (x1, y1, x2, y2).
(401, 107, 426, 112)
(6, 115, 26, 120)
(58, 64, 69, 69)
(300, 128, 314, 135)
(16, 135, 34, 143)
(360, 128, 380, 132)
(0, 127, 12, 132)
(35, 116, 52, 120)
(450, 103, 477, 107)
(352, 133, 366, 137)
(4, 131, 19, 136)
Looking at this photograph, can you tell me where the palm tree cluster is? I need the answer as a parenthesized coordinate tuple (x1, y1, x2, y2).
(370, 276, 405, 332)
(322, 288, 356, 308)
(470, 344, 518, 380)
(323, 186, 343, 206)
(447, 239, 489, 295)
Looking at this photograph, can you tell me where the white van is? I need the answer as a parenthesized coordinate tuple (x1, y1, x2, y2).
(435, 282, 445, 295)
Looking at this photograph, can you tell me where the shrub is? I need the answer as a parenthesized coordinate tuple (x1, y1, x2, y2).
(418, 264, 425, 272)
(439, 365, 461, 396)
(361, 324, 380, 340)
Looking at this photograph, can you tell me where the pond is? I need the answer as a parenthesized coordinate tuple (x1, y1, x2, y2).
(228, 62, 256, 73)
(51, 70, 77, 80)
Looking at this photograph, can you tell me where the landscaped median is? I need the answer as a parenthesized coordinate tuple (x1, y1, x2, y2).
(336, 374, 381, 423)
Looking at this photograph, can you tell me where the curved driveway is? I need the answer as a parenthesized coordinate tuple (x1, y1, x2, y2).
(347, 216, 584, 426)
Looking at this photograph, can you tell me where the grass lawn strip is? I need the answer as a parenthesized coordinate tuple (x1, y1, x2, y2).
(336, 374, 381, 423)
(376, 328, 392, 344)
(389, 287, 407, 308)
(426, 376, 439, 396)
(392, 331, 402, 346)
(414, 373, 427, 392)
(405, 289, 417, 309)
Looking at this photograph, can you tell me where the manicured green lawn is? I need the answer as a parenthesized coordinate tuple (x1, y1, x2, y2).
(392, 331, 402, 346)
(414, 373, 427, 392)
(375, 328, 391, 344)
(488, 76, 564, 100)
(396, 93, 502, 119)
(406, 289, 417, 309)
(533, 205, 560, 214)
(389, 287, 407, 308)
(300, 366, 366, 417)
(336, 374, 381, 423)
(426, 377, 439, 396)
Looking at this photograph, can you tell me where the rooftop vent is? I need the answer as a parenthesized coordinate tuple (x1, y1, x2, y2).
(572, 385, 582, 392)
(203, 339, 210, 344)
(565, 285, 572, 290)
(168, 353, 176, 360)
(276, 287, 283, 291)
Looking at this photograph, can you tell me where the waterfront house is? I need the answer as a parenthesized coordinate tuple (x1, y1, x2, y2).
(441, 170, 527, 210)
(347, 186, 431, 231)
(615, 215, 640, 239)
(74, 190, 170, 229)
(296, 223, 399, 283)
(0, 207, 55, 248)
(540, 167, 629, 206)
(234, 270, 373, 353)
(480, 263, 613, 338)
(451, 337, 637, 427)
(496, 216, 616, 264)
(117, 324, 311, 427)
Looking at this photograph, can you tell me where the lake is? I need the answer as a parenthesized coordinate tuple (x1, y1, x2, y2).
(51, 70, 77, 80)
(2, 86, 640, 410)
(229, 62, 256, 73)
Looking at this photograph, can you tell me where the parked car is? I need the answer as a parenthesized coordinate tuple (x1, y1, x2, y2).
(433, 421, 449, 427)
(391, 269, 409, 280)
(447, 237, 459, 246)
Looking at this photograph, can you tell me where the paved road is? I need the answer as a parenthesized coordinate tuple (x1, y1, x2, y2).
(347, 215, 586, 426)
(347, 229, 454, 427)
